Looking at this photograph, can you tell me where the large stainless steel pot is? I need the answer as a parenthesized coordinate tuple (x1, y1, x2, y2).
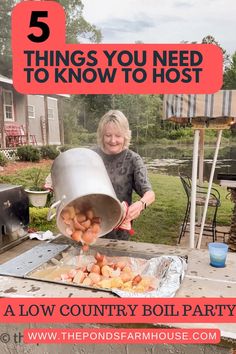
(47, 148, 123, 237)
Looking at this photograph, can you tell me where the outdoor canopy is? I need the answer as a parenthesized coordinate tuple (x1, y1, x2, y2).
(163, 90, 236, 248)
(164, 90, 236, 124)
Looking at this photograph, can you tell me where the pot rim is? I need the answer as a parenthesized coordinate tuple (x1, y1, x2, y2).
(25, 189, 50, 194)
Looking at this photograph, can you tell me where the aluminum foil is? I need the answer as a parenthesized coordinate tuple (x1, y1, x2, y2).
(29, 247, 187, 298)
(113, 255, 187, 298)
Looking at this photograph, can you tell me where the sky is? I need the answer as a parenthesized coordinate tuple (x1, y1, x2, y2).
(82, 0, 236, 55)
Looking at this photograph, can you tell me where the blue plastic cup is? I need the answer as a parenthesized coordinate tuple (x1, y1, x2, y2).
(208, 242, 229, 268)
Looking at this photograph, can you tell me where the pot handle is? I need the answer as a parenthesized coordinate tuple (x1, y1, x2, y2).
(47, 199, 62, 221)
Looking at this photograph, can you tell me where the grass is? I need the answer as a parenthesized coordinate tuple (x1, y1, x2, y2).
(0, 165, 51, 189)
(0, 168, 233, 245)
(132, 173, 232, 245)
(0, 165, 57, 232)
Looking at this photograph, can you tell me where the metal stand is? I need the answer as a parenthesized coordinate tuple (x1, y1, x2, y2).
(228, 188, 236, 251)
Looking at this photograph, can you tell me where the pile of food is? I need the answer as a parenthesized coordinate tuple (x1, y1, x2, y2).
(29, 247, 187, 297)
(59, 252, 156, 293)
(61, 206, 101, 247)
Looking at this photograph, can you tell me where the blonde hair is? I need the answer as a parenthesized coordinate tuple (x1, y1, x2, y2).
(97, 110, 131, 150)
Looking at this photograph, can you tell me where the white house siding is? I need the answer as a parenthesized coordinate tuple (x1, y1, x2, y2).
(47, 97, 61, 145)
(27, 95, 61, 145)
(27, 95, 44, 145)
(1, 74, 62, 147)
(14, 92, 26, 126)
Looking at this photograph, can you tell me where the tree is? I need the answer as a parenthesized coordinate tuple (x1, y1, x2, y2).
(68, 94, 113, 133)
(223, 52, 236, 89)
(181, 35, 230, 69)
(0, 0, 15, 76)
(57, 0, 102, 43)
(63, 93, 163, 145)
(201, 35, 230, 69)
(109, 94, 163, 143)
(0, 0, 102, 76)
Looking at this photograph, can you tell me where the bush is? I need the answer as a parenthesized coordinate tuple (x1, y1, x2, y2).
(59, 145, 74, 152)
(167, 128, 193, 140)
(222, 129, 231, 139)
(69, 132, 96, 145)
(40, 145, 60, 160)
(0, 152, 7, 166)
(16, 146, 41, 162)
(155, 129, 170, 139)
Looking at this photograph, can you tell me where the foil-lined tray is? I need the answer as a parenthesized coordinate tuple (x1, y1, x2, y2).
(28, 246, 187, 298)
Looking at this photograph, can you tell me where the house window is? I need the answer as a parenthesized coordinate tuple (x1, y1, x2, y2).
(3, 90, 14, 121)
(48, 108, 54, 120)
(27, 105, 35, 118)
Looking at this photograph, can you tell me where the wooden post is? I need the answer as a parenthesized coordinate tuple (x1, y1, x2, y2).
(197, 129, 205, 223)
(197, 130, 222, 249)
(58, 98, 64, 146)
(198, 129, 205, 185)
(44, 95, 49, 145)
(24, 95, 29, 144)
(0, 86, 5, 148)
(190, 129, 200, 248)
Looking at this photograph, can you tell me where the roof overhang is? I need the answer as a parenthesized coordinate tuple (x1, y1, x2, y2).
(0, 74, 13, 84)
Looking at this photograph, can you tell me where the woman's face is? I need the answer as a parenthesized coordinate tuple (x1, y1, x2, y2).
(102, 122, 125, 155)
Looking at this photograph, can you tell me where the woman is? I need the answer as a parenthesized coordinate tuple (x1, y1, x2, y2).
(94, 110, 155, 240)
(45, 110, 155, 240)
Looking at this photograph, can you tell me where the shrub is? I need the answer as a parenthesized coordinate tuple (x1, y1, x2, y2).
(155, 129, 170, 139)
(222, 130, 231, 139)
(0, 152, 7, 166)
(27, 168, 46, 190)
(16, 146, 41, 162)
(40, 145, 60, 160)
(167, 128, 193, 140)
(79, 132, 97, 144)
(65, 131, 96, 145)
(58, 144, 74, 152)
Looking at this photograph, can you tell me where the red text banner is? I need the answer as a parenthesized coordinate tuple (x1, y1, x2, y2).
(0, 298, 235, 323)
(12, 1, 223, 94)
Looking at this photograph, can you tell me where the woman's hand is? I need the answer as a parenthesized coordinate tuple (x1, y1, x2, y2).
(126, 190, 155, 222)
(126, 201, 143, 221)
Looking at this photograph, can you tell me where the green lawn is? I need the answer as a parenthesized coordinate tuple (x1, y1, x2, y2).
(0, 168, 233, 245)
(132, 173, 232, 245)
